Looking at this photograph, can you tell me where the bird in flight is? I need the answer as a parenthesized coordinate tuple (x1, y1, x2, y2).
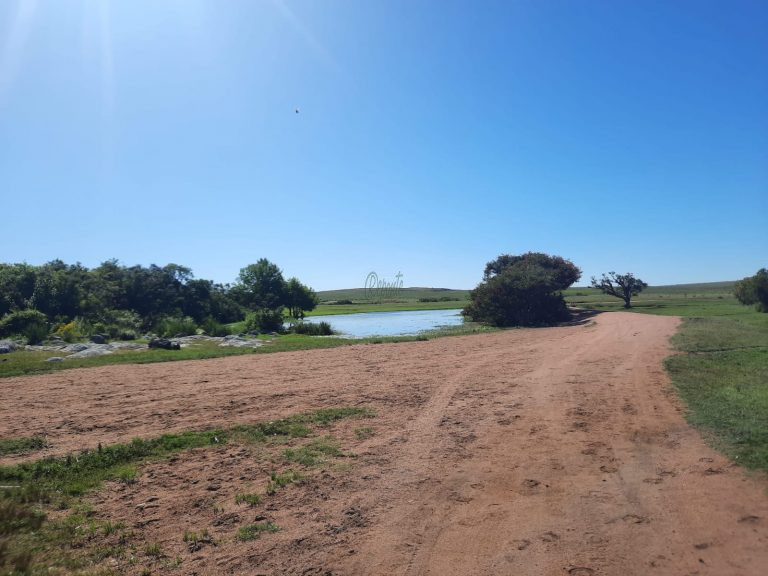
(295, 108, 300, 114)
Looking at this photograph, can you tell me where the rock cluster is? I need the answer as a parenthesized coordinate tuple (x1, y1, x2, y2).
(0, 340, 18, 354)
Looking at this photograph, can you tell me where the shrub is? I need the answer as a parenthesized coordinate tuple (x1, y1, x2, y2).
(244, 308, 285, 333)
(54, 317, 91, 342)
(55, 321, 80, 343)
(0, 310, 48, 341)
(463, 252, 580, 327)
(201, 318, 231, 337)
(154, 316, 198, 338)
(734, 268, 768, 312)
(291, 321, 334, 336)
(94, 309, 142, 339)
(24, 322, 50, 345)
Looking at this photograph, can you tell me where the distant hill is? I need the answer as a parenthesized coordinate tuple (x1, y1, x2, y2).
(567, 281, 736, 295)
(317, 287, 470, 303)
(320, 282, 736, 303)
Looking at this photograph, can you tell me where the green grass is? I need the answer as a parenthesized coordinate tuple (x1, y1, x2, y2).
(309, 287, 470, 316)
(236, 522, 279, 541)
(283, 437, 345, 467)
(665, 312, 768, 470)
(234, 492, 261, 507)
(265, 470, 304, 495)
(564, 282, 741, 317)
(0, 436, 47, 457)
(0, 407, 370, 574)
(310, 300, 468, 316)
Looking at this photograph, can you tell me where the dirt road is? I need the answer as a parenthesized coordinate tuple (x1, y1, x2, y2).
(2, 312, 767, 575)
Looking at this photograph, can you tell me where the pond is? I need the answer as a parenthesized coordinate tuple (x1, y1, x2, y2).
(302, 308, 465, 338)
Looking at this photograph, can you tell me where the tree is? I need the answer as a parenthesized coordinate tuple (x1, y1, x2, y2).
(590, 272, 648, 308)
(234, 259, 287, 310)
(464, 252, 581, 327)
(284, 277, 318, 319)
(734, 268, 768, 312)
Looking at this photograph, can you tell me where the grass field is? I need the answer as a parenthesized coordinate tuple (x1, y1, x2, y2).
(313, 281, 738, 317)
(563, 281, 739, 317)
(664, 307, 768, 471)
(311, 287, 470, 316)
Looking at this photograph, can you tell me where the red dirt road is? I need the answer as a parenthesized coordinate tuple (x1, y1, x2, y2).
(2, 312, 767, 575)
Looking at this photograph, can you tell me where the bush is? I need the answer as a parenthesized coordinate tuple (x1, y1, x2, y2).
(55, 321, 81, 343)
(291, 321, 334, 336)
(24, 322, 50, 345)
(55, 317, 92, 342)
(244, 308, 285, 333)
(0, 310, 48, 340)
(154, 316, 198, 338)
(463, 252, 580, 327)
(201, 318, 231, 337)
(734, 269, 768, 312)
(93, 309, 142, 339)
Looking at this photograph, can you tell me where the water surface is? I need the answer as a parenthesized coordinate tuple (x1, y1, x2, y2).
(303, 308, 464, 338)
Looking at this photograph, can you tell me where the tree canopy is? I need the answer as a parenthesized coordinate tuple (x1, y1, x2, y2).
(734, 268, 768, 312)
(590, 272, 648, 308)
(464, 252, 581, 327)
(0, 257, 318, 338)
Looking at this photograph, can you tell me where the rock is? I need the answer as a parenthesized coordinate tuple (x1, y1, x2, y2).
(109, 342, 145, 351)
(62, 343, 89, 353)
(148, 338, 181, 350)
(0, 340, 18, 354)
(45, 356, 64, 362)
(218, 336, 262, 348)
(68, 347, 113, 359)
(89, 334, 107, 344)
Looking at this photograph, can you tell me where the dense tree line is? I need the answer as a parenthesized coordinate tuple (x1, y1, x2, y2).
(0, 258, 318, 340)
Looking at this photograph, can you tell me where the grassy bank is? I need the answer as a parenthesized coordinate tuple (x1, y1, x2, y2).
(0, 323, 495, 379)
(665, 311, 768, 471)
(311, 287, 470, 316)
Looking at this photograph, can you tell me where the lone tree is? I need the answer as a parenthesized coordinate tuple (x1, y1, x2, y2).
(590, 272, 648, 308)
(734, 268, 768, 312)
(284, 277, 319, 319)
(463, 252, 581, 327)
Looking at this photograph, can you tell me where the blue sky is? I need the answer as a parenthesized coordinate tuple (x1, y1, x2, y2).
(1, 0, 766, 290)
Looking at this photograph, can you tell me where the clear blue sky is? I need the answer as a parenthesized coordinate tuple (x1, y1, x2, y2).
(1, 0, 766, 290)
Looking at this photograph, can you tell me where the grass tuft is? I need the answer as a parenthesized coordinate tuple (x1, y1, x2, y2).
(283, 437, 344, 467)
(265, 470, 303, 495)
(234, 493, 261, 507)
(0, 436, 47, 457)
(236, 522, 279, 541)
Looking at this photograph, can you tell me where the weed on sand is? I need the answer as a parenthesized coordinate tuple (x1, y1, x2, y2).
(0, 436, 47, 457)
(0, 407, 372, 575)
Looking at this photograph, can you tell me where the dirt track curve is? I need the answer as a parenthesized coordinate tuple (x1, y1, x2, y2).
(2, 311, 767, 575)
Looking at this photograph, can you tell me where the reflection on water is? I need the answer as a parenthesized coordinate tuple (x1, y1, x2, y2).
(302, 308, 464, 338)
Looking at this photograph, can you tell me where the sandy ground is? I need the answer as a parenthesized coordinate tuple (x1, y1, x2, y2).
(2, 311, 767, 575)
